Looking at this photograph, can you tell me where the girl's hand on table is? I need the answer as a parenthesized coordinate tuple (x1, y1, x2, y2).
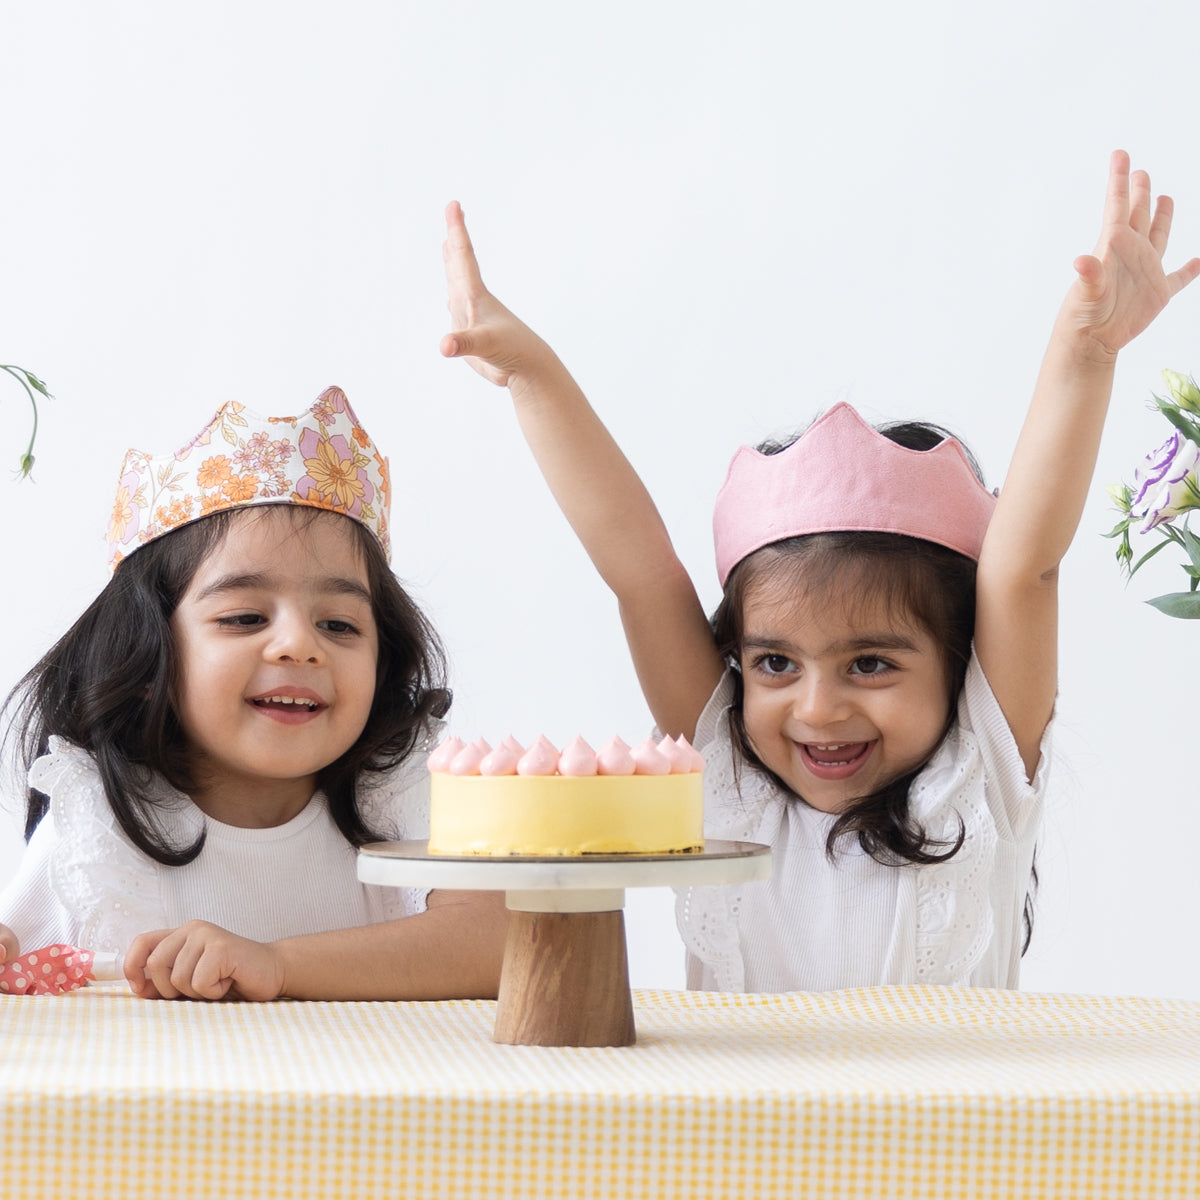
(126, 921, 286, 1002)
(0, 924, 18, 963)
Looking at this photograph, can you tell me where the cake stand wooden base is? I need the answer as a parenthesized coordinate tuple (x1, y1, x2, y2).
(494, 910, 635, 1047)
(357, 840, 771, 1048)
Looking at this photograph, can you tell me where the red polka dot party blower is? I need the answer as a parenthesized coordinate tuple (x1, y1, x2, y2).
(0, 945, 124, 995)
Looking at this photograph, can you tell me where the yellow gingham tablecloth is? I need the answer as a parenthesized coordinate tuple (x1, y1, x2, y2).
(4, 984, 1199, 1199)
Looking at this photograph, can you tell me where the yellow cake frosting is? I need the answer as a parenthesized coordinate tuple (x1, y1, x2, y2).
(427, 734, 704, 857)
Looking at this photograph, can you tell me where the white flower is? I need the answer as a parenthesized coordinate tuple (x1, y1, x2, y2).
(1129, 430, 1200, 532)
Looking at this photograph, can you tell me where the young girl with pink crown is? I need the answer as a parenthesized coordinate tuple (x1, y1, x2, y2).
(441, 152, 1199, 992)
(0, 389, 506, 1000)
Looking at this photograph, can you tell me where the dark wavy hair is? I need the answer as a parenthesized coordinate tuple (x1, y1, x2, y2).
(5, 506, 451, 866)
(712, 417, 1036, 950)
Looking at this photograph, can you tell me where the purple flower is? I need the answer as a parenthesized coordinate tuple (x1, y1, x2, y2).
(1130, 430, 1200, 532)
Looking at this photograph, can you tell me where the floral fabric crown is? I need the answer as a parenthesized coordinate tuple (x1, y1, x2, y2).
(106, 386, 391, 568)
(713, 401, 996, 584)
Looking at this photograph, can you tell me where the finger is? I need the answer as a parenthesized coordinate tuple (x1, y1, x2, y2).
(141, 932, 192, 1000)
(191, 945, 235, 1001)
(1166, 256, 1200, 297)
(440, 328, 489, 360)
(1128, 168, 1153, 236)
(442, 200, 486, 293)
(167, 933, 212, 999)
(1073, 252, 1105, 293)
(1102, 149, 1131, 229)
(126, 929, 172, 998)
(1148, 194, 1175, 257)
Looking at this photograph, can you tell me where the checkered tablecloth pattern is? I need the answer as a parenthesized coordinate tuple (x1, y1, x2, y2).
(4, 985, 1199, 1199)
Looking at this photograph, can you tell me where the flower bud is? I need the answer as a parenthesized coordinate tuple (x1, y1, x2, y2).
(1105, 482, 1132, 512)
(1163, 369, 1200, 415)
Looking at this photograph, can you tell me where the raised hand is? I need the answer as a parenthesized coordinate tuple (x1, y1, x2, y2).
(440, 201, 556, 391)
(1070, 150, 1200, 357)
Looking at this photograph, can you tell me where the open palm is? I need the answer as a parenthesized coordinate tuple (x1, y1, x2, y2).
(1072, 152, 1200, 356)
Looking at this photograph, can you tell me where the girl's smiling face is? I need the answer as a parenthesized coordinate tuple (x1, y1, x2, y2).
(169, 507, 380, 825)
(737, 579, 953, 815)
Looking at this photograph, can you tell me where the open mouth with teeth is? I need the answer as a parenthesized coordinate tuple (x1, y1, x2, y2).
(252, 695, 321, 714)
(798, 740, 873, 780)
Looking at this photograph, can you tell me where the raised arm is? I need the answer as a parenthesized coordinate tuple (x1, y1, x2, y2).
(975, 151, 1200, 777)
(440, 202, 723, 738)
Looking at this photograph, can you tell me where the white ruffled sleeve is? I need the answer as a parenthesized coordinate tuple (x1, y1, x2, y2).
(906, 726, 998, 985)
(673, 671, 780, 992)
(16, 738, 170, 955)
(907, 651, 1048, 986)
(357, 739, 437, 919)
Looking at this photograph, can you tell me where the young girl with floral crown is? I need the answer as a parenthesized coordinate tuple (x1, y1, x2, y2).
(440, 152, 1199, 992)
(0, 388, 506, 1000)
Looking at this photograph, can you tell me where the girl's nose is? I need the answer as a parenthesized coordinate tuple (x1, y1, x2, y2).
(790, 675, 849, 727)
(266, 614, 321, 664)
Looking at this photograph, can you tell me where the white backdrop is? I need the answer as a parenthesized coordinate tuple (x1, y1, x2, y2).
(2, 1, 1197, 999)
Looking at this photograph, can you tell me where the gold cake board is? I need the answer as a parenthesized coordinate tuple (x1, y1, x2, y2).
(357, 840, 771, 1048)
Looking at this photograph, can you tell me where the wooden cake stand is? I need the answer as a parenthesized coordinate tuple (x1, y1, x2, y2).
(357, 840, 770, 1048)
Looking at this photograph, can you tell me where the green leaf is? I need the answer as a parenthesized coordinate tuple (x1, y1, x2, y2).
(22, 371, 50, 397)
(1153, 397, 1200, 448)
(1127, 535, 1174, 579)
(1181, 525, 1200, 572)
(1146, 591, 1200, 618)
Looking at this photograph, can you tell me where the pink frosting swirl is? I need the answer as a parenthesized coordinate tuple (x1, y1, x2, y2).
(678, 734, 705, 772)
(427, 736, 465, 773)
(596, 736, 636, 776)
(516, 735, 560, 776)
(449, 738, 492, 776)
(657, 734, 694, 774)
(630, 736, 671, 776)
(480, 737, 524, 776)
(558, 735, 599, 777)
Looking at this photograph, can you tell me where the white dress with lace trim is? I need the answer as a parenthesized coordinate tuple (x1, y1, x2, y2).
(674, 651, 1046, 993)
(1, 734, 437, 955)
(32, 738, 172, 955)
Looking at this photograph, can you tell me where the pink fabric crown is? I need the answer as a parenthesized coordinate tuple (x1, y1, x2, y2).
(713, 402, 996, 584)
(106, 386, 391, 568)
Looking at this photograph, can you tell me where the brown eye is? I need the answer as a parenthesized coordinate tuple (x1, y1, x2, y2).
(218, 613, 265, 628)
(752, 653, 795, 676)
(850, 657, 889, 676)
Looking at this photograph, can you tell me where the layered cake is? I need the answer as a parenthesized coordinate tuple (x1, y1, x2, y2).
(427, 734, 704, 856)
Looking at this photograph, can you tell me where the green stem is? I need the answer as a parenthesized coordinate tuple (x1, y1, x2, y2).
(1, 364, 45, 476)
